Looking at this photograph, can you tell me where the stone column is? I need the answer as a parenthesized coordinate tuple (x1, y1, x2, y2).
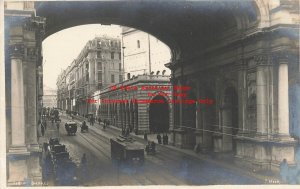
(9, 43, 28, 153)
(194, 80, 202, 149)
(255, 55, 269, 137)
(277, 57, 290, 137)
(237, 64, 246, 134)
(8, 43, 30, 184)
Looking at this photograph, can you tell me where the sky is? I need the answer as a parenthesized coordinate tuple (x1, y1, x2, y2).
(42, 24, 122, 90)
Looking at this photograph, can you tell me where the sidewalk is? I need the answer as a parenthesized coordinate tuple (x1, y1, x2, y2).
(66, 113, 280, 183)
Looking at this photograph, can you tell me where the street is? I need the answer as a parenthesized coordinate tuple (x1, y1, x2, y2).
(41, 114, 263, 186)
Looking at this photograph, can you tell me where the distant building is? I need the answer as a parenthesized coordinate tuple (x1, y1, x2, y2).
(122, 27, 171, 77)
(43, 86, 57, 108)
(57, 36, 123, 116)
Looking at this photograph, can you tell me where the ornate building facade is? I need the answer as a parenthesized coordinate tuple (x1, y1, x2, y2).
(56, 36, 123, 116)
(96, 74, 172, 134)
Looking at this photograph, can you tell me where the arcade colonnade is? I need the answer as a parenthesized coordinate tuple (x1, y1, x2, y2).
(168, 30, 299, 172)
(96, 74, 172, 135)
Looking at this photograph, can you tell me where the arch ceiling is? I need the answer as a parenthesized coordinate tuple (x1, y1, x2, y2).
(36, 0, 259, 61)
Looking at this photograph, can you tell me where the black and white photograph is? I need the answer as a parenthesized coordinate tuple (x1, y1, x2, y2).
(1, 0, 300, 187)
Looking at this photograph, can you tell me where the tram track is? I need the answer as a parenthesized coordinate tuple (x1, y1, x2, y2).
(76, 132, 111, 159)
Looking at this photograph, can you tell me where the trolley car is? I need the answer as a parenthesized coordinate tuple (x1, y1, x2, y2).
(110, 136, 145, 166)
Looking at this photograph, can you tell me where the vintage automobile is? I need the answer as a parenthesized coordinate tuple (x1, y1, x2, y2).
(110, 136, 145, 166)
(65, 122, 77, 136)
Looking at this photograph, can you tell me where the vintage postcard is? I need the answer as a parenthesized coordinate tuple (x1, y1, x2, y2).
(1, 0, 300, 188)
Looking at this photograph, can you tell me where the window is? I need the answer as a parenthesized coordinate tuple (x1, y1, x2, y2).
(119, 63, 122, 71)
(98, 62, 102, 70)
(111, 52, 114, 59)
(111, 74, 115, 83)
(97, 51, 101, 58)
(110, 41, 113, 46)
(86, 73, 89, 82)
(119, 53, 121, 60)
(119, 75, 123, 82)
(98, 72, 102, 82)
(137, 40, 140, 48)
(97, 41, 101, 48)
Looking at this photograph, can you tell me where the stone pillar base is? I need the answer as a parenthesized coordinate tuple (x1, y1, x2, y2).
(168, 130, 175, 145)
(173, 128, 185, 148)
(212, 133, 223, 152)
(235, 136, 297, 172)
(8, 145, 30, 155)
(7, 149, 30, 186)
(29, 143, 41, 152)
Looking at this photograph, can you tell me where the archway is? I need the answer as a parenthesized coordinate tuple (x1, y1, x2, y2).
(149, 95, 169, 133)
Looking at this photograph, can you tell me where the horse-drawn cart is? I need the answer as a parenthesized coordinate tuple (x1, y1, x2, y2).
(65, 122, 77, 136)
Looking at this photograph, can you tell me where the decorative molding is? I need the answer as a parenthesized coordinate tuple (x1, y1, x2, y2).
(272, 51, 290, 64)
(254, 54, 273, 66)
(9, 43, 25, 57)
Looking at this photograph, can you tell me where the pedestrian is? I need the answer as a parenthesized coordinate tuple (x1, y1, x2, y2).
(56, 122, 60, 131)
(144, 132, 148, 141)
(91, 116, 94, 126)
(41, 124, 45, 137)
(162, 134, 166, 145)
(81, 153, 88, 181)
(151, 141, 156, 153)
(125, 126, 130, 137)
(42, 119, 47, 130)
(157, 134, 162, 144)
(280, 159, 289, 183)
(166, 134, 169, 145)
(145, 142, 150, 154)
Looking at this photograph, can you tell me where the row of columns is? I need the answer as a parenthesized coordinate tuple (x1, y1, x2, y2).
(255, 54, 291, 138)
(99, 102, 137, 132)
(172, 52, 294, 150)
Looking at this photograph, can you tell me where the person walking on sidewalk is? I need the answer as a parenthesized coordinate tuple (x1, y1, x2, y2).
(41, 124, 45, 137)
(42, 119, 47, 131)
(144, 132, 148, 141)
(165, 134, 169, 145)
(90, 116, 95, 126)
(157, 134, 162, 144)
(56, 121, 60, 131)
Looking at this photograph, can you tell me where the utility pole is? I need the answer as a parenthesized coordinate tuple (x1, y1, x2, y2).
(122, 35, 125, 81)
(148, 34, 151, 73)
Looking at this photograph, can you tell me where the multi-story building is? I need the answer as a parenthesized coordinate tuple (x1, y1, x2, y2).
(43, 86, 57, 108)
(122, 27, 171, 77)
(57, 36, 123, 116)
